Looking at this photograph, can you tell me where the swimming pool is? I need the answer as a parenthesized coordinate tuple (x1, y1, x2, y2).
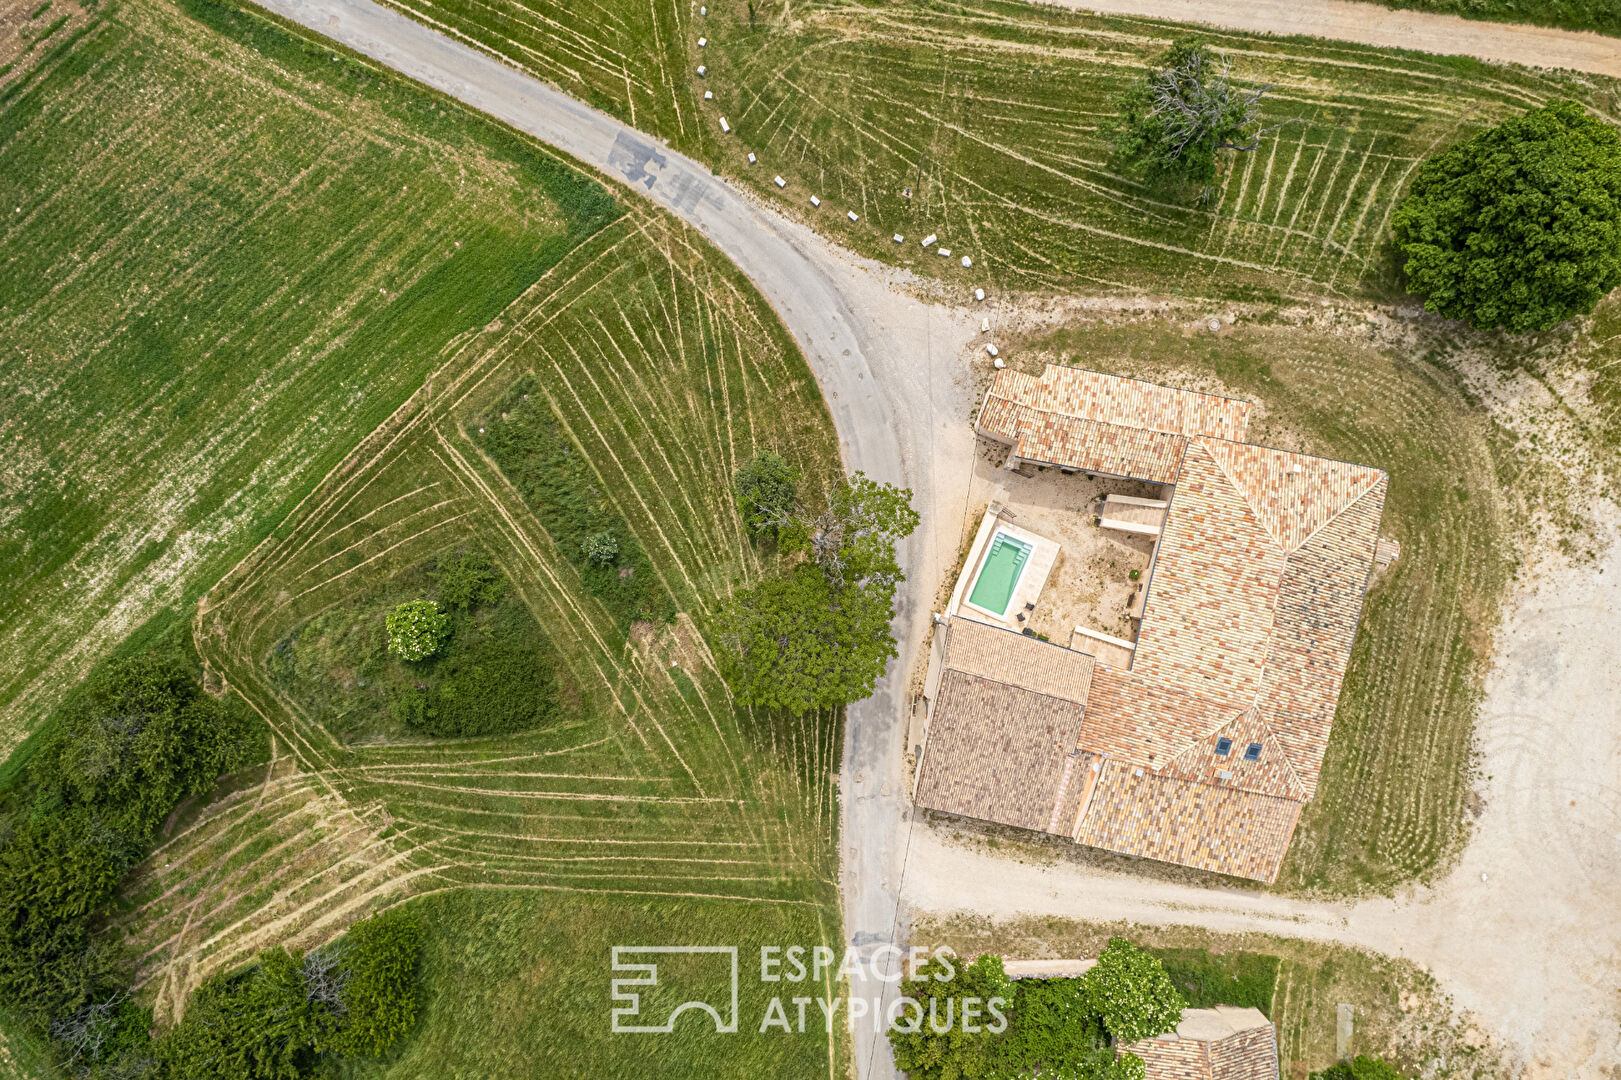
(967, 532, 1032, 617)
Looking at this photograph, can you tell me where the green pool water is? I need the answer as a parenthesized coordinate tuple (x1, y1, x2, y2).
(968, 533, 1031, 615)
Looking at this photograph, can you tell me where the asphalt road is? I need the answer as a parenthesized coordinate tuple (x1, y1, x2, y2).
(247, 0, 972, 1073)
(1042, 0, 1621, 78)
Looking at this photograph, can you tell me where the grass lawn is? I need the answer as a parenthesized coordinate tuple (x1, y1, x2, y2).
(1001, 309, 1515, 894)
(372, 0, 1619, 301)
(0, 0, 614, 758)
(918, 913, 1504, 1080)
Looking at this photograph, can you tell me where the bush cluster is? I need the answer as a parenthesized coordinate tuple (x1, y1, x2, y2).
(158, 909, 425, 1079)
(386, 599, 450, 662)
(889, 939, 1186, 1080)
(0, 634, 259, 1073)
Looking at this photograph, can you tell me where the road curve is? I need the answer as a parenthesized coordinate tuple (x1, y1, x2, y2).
(246, 0, 969, 1074)
(1037, 0, 1621, 78)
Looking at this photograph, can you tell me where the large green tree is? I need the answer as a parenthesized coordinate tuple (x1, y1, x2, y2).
(1081, 938, 1186, 1046)
(1112, 42, 1273, 188)
(721, 472, 918, 712)
(1392, 99, 1621, 332)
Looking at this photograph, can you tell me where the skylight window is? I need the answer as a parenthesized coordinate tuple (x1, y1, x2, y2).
(1214, 737, 1233, 756)
(1244, 742, 1263, 761)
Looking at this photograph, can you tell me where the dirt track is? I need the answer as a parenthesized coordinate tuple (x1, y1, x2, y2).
(1036, 0, 1621, 77)
(903, 527, 1621, 1079)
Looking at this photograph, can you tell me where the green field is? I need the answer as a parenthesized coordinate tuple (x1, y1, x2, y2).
(0, 0, 618, 759)
(111, 169, 846, 1075)
(2, 0, 849, 1074)
(919, 913, 1504, 1079)
(373, 0, 1619, 301)
(1008, 310, 1513, 894)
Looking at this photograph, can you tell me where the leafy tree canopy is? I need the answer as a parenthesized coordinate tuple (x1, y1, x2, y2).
(1081, 938, 1186, 1046)
(0, 643, 256, 1030)
(888, 954, 1013, 1080)
(1392, 99, 1621, 332)
(385, 599, 449, 662)
(159, 946, 335, 1080)
(721, 562, 900, 713)
(734, 450, 800, 537)
(785, 471, 920, 589)
(321, 908, 425, 1058)
(1112, 42, 1272, 188)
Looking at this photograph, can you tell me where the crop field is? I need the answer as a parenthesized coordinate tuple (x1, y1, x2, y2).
(111, 200, 848, 1076)
(1013, 312, 1512, 893)
(0, 0, 623, 761)
(919, 913, 1504, 1078)
(373, 0, 1621, 301)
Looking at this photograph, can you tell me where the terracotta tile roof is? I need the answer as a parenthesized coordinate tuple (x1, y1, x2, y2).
(1158, 709, 1308, 802)
(976, 367, 1250, 483)
(1256, 476, 1386, 797)
(944, 616, 1096, 704)
(1131, 440, 1287, 704)
(1078, 667, 1246, 766)
(1203, 440, 1383, 554)
(914, 668, 1090, 834)
(1072, 761, 1302, 882)
(1127, 1008, 1279, 1080)
(935, 366, 1390, 882)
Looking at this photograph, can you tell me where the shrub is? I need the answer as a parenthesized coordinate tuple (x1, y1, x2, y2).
(1312, 1055, 1409, 1080)
(431, 550, 504, 611)
(734, 450, 799, 536)
(580, 531, 619, 566)
(1392, 99, 1621, 332)
(1082, 938, 1186, 1046)
(385, 600, 449, 662)
(887, 954, 1012, 1080)
(158, 947, 334, 1079)
(404, 636, 560, 737)
(323, 909, 424, 1057)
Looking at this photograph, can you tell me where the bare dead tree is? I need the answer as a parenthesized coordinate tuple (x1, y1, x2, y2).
(302, 945, 351, 1019)
(50, 993, 128, 1071)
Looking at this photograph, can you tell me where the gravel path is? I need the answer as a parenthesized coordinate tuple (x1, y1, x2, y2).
(1036, 0, 1621, 77)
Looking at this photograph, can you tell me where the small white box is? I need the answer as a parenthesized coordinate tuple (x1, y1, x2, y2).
(981, 317, 990, 332)
(973, 288, 985, 301)
(718, 116, 730, 133)
(921, 233, 937, 247)
(893, 234, 904, 243)
(847, 210, 859, 222)
(774, 176, 786, 188)
(703, 90, 713, 100)
(937, 247, 951, 257)
(985, 343, 999, 357)
(993, 357, 1006, 369)
(700, 4, 707, 12)
(810, 195, 820, 207)
(960, 255, 972, 268)
(747, 152, 757, 164)
(697, 36, 707, 46)
(697, 64, 706, 76)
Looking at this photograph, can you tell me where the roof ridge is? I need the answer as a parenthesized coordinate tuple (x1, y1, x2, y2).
(1289, 468, 1386, 555)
